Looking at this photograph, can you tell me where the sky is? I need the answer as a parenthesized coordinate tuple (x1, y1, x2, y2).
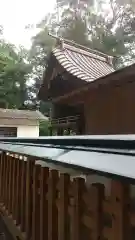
(0, 0, 56, 48)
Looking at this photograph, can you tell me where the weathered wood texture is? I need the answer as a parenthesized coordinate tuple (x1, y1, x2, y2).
(0, 152, 134, 240)
(84, 82, 135, 134)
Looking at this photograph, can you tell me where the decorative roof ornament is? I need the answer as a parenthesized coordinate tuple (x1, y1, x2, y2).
(48, 33, 64, 49)
(107, 56, 114, 66)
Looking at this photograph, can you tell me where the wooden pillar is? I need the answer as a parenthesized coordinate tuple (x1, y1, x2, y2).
(57, 127, 63, 136)
(49, 126, 53, 136)
(49, 102, 54, 136)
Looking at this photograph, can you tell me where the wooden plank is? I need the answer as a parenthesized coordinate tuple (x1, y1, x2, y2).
(110, 180, 130, 240)
(88, 183, 104, 240)
(70, 178, 85, 240)
(20, 160, 27, 232)
(25, 159, 35, 239)
(2, 152, 6, 205)
(6, 155, 13, 213)
(4, 153, 8, 210)
(8, 156, 14, 215)
(7, 155, 12, 214)
(40, 167, 49, 240)
(0, 153, 3, 203)
(16, 158, 22, 225)
(58, 173, 70, 240)
(32, 164, 41, 240)
(12, 157, 18, 220)
(48, 169, 59, 240)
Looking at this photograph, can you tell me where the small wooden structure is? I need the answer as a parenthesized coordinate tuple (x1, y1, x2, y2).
(39, 37, 135, 135)
(39, 37, 115, 135)
(0, 108, 47, 137)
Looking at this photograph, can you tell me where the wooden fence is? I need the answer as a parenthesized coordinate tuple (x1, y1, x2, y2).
(0, 151, 134, 240)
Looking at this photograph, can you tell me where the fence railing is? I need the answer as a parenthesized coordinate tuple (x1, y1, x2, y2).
(50, 115, 80, 126)
(0, 136, 135, 239)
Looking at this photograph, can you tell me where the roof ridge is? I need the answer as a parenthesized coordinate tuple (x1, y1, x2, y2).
(61, 43, 108, 63)
(49, 33, 113, 66)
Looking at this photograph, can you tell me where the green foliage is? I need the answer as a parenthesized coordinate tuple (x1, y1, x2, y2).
(39, 120, 49, 136)
(0, 39, 32, 109)
(28, 0, 135, 74)
(0, 0, 135, 127)
(24, 0, 135, 118)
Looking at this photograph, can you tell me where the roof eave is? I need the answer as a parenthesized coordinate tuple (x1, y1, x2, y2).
(52, 63, 135, 103)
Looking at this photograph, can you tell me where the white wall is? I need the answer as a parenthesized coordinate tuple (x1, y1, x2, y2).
(17, 125, 39, 137)
(0, 119, 40, 137)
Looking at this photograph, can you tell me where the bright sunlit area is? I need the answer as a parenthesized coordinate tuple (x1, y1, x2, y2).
(0, 0, 56, 48)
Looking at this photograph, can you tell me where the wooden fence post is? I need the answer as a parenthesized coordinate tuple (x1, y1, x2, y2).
(16, 157, 22, 225)
(4, 153, 9, 210)
(58, 173, 70, 240)
(7, 155, 12, 214)
(110, 180, 130, 240)
(40, 167, 49, 240)
(48, 170, 59, 240)
(20, 159, 27, 232)
(88, 183, 104, 240)
(0, 152, 3, 203)
(71, 178, 85, 240)
(32, 164, 41, 240)
(8, 156, 14, 215)
(12, 156, 18, 220)
(25, 158, 35, 240)
(1, 152, 6, 205)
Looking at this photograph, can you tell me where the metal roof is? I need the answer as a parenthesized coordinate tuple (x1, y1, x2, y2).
(1, 135, 135, 180)
(0, 108, 48, 121)
(0, 142, 135, 180)
(52, 41, 114, 82)
(2, 134, 135, 150)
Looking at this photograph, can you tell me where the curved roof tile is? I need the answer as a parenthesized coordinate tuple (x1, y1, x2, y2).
(52, 42, 114, 82)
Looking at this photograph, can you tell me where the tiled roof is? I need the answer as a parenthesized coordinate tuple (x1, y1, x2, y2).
(52, 40, 114, 82)
(0, 108, 48, 121)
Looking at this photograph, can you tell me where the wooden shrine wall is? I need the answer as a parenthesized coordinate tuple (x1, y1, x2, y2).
(84, 81, 135, 134)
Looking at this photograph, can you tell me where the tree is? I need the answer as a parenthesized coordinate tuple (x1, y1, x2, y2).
(56, 0, 135, 67)
(28, 25, 56, 115)
(0, 39, 32, 109)
(27, 0, 135, 115)
(57, 9, 91, 46)
(87, 0, 135, 67)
